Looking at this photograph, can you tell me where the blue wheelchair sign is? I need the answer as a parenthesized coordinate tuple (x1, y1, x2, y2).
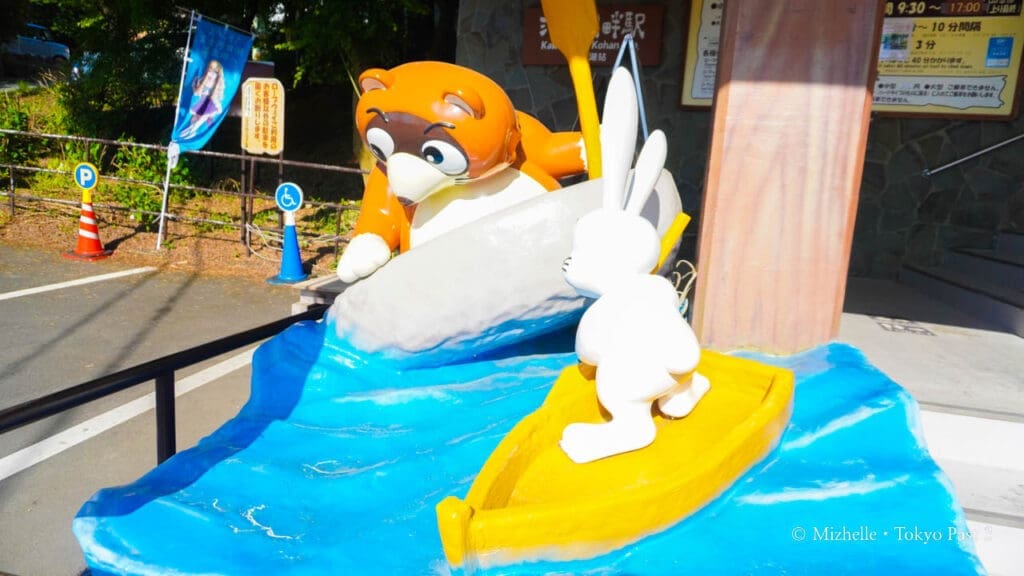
(275, 182, 303, 213)
(74, 162, 99, 190)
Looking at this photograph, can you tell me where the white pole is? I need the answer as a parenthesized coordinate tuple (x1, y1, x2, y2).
(156, 10, 197, 250)
(155, 160, 174, 249)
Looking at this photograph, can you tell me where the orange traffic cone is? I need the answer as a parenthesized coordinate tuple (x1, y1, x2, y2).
(63, 199, 112, 261)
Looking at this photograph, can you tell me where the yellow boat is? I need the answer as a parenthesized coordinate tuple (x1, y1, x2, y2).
(436, 352, 795, 569)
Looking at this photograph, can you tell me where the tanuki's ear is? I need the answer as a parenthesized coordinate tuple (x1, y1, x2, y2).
(359, 68, 395, 93)
(443, 87, 485, 119)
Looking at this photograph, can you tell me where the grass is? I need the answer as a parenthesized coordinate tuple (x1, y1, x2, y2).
(1, 77, 370, 287)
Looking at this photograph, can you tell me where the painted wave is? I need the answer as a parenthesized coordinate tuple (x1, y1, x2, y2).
(73, 318, 984, 575)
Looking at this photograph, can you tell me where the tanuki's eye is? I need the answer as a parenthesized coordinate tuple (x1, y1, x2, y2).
(365, 127, 395, 161)
(421, 140, 468, 175)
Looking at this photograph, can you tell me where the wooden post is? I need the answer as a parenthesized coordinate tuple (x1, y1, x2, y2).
(240, 153, 249, 255)
(693, 0, 883, 354)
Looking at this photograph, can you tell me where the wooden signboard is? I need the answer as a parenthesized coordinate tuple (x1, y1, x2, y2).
(241, 78, 285, 156)
(523, 5, 665, 66)
(681, 0, 1023, 118)
(693, 0, 883, 354)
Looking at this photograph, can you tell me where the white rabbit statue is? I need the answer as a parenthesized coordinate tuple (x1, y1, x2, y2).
(559, 67, 710, 465)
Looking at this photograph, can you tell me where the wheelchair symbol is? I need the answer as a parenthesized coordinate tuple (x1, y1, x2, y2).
(275, 182, 303, 213)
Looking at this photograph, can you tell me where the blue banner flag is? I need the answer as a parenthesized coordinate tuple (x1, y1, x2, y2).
(171, 17, 253, 153)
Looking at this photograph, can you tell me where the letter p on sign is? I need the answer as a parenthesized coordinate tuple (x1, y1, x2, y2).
(74, 162, 99, 191)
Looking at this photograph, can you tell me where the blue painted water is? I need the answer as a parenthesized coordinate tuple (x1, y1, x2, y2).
(74, 318, 985, 575)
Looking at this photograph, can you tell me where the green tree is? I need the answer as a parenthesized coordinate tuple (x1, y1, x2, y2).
(29, 0, 184, 137)
(25, 0, 457, 137)
(0, 0, 30, 44)
(271, 0, 431, 86)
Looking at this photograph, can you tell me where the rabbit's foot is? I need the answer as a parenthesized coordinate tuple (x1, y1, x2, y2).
(560, 415, 656, 464)
(657, 371, 710, 418)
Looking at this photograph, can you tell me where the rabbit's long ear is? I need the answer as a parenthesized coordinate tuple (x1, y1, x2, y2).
(625, 129, 667, 215)
(601, 67, 638, 210)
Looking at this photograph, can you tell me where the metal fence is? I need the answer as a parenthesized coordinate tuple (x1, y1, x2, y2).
(0, 128, 366, 258)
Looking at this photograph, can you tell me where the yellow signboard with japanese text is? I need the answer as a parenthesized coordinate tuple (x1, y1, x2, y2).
(680, 0, 1024, 118)
(680, 0, 722, 107)
(241, 78, 285, 155)
(874, 0, 1023, 117)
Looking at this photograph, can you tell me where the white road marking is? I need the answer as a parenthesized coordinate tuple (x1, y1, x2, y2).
(0, 267, 157, 302)
(0, 348, 255, 481)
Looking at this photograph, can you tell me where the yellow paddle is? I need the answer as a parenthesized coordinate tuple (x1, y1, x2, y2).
(541, 0, 602, 179)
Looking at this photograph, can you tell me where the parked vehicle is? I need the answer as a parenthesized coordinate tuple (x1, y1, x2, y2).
(2, 23, 71, 76)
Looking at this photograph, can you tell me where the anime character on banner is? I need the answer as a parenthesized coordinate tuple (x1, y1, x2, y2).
(177, 60, 226, 140)
(336, 61, 589, 283)
(169, 17, 252, 159)
(158, 15, 252, 249)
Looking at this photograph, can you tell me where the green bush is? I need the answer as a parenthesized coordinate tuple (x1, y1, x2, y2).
(26, 138, 106, 198)
(0, 93, 43, 165)
(109, 141, 192, 229)
(53, 30, 182, 140)
(304, 204, 358, 236)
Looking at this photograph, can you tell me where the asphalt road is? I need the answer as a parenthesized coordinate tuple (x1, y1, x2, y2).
(0, 243, 305, 575)
(1, 245, 297, 405)
(0, 244, 300, 456)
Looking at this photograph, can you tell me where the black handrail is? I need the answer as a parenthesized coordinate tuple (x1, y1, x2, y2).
(0, 304, 328, 463)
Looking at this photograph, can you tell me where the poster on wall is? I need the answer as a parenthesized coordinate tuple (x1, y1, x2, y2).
(679, 0, 723, 107)
(522, 5, 665, 66)
(873, 0, 1023, 117)
(679, 0, 1024, 118)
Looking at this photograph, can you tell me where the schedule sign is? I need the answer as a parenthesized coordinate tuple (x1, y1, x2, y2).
(873, 0, 1023, 117)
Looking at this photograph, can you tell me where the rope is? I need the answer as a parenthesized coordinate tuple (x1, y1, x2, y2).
(612, 34, 649, 141)
(243, 222, 347, 263)
(671, 259, 698, 318)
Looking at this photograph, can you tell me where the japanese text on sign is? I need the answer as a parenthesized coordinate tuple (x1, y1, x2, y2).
(680, 0, 723, 106)
(241, 78, 285, 155)
(522, 5, 665, 66)
(875, 0, 1023, 116)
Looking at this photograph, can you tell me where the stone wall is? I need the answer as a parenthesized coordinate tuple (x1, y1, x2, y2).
(456, 0, 1024, 278)
(852, 114, 1024, 278)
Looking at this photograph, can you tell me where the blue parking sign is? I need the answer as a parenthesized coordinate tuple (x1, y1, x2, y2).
(74, 162, 99, 190)
(275, 182, 303, 213)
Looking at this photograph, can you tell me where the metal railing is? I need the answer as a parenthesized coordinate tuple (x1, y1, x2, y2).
(921, 132, 1024, 177)
(0, 129, 366, 174)
(0, 129, 366, 257)
(0, 304, 328, 464)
